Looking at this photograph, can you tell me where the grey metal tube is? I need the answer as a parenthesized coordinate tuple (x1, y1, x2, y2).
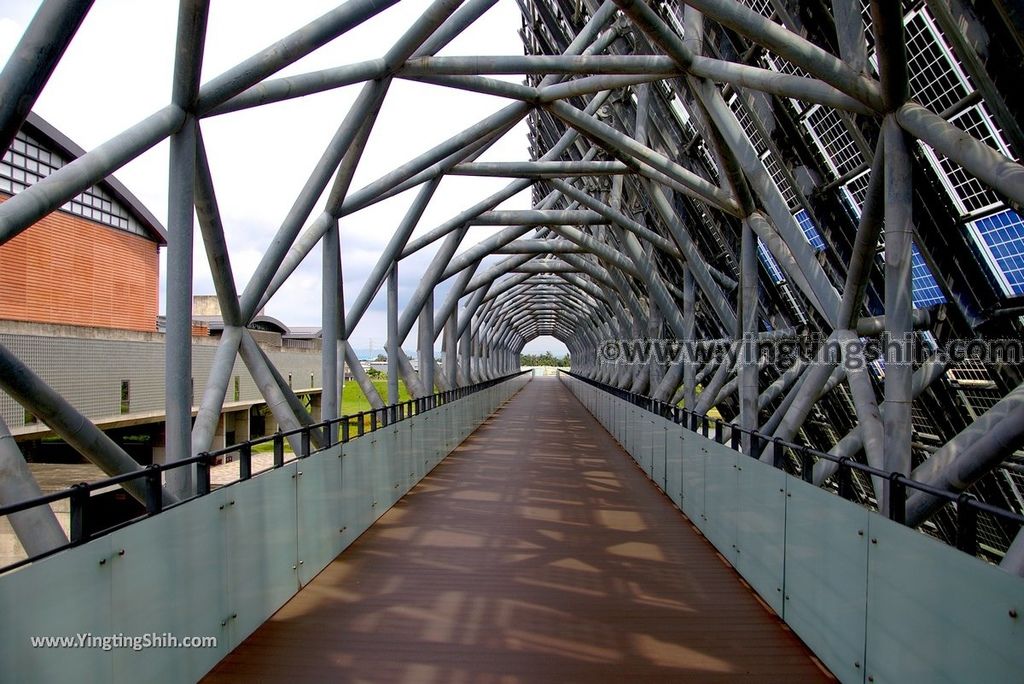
(195, 0, 399, 114)
(906, 382, 1024, 526)
(647, 182, 738, 334)
(0, 415, 68, 556)
(0, 104, 185, 244)
(836, 329, 886, 503)
(449, 161, 628, 177)
(191, 326, 243, 456)
(238, 333, 305, 454)
(239, 79, 389, 321)
(444, 312, 458, 388)
(387, 265, 400, 404)
(837, 138, 885, 329)
(165, 114, 197, 498)
(739, 220, 758, 454)
(322, 219, 340, 425)
(882, 116, 914, 480)
(0, 0, 94, 156)
(470, 210, 605, 226)
(814, 354, 948, 485)
(767, 338, 839, 455)
(896, 102, 1024, 209)
(833, 0, 868, 74)
(194, 128, 242, 326)
(694, 347, 737, 416)
(252, 340, 324, 449)
(346, 179, 440, 333)
(546, 99, 739, 215)
(339, 101, 531, 216)
(676, 0, 883, 110)
(206, 60, 387, 117)
(345, 340, 384, 409)
(419, 291, 435, 394)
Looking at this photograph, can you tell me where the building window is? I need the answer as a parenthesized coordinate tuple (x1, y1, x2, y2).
(0, 131, 148, 237)
(120, 380, 131, 414)
(233, 376, 240, 402)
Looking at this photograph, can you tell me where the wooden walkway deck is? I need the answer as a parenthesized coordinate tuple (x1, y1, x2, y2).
(205, 376, 832, 683)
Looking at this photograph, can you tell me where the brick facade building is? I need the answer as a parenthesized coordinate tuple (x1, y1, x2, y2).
(0, 114, 165, 332)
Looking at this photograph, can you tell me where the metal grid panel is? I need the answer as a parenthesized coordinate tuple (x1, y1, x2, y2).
(758, 239, 785, 283)
(904, 9, 972, 115)
(926, 105, 1006, 215)
(841, 170, 871, 217)
(910, 244, 946, 307)
(795, 209, 825, 252)
(802, 105, 864, 179)
(968, 209, 1024, 295)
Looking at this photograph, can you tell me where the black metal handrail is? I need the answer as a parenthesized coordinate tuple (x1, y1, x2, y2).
(560, 369, 1023, 559)
(0, 370, 531, 573)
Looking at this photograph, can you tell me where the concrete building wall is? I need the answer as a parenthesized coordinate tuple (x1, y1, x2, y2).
(0, 324, 324, 430)
(0, 196, 160, 332)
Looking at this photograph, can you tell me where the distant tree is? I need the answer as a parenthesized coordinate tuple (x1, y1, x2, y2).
(366, 367, 384, 379)
(374, 353, 387, 362)
(520, 352, 571, 367)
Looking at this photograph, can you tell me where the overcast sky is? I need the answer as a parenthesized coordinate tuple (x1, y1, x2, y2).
(0, 0, 569, 356)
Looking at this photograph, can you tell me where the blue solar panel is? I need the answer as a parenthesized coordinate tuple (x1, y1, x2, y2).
(758, 240, 785, 283)
(971, 209, 1024, 295)
(911, 243, 946, 307)
(795, 209, 826, 251)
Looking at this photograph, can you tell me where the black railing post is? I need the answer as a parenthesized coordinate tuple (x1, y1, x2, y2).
(370, 410, 378, 433)
(69, 482, 88, 545)
(144, 465, 163, 515)
(836, 457, 854, 500)
(273, 433, 285, 467)
(239, 442, 252, 480)
(772, 440, 786, 469)
(887, 474, 906, 524)
(957, 494, 978, 555)
(301, 427, 311, 458)
(196, 453, 211, 496)
(715, 420, 724, 443)
(357, 412, 365, 437)
(341, 418, 350, 443)
(731, 428, 741, 451)
(799, 447, 814, 483)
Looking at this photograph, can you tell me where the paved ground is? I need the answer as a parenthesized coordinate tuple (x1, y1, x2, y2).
(205, 376, 832, 683)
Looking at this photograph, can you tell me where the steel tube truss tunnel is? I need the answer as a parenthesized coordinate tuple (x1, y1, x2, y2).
(1, 0, 1024, 681)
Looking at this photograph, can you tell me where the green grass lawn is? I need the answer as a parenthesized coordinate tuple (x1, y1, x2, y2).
(247, 378, 412, 452)
(341, 378, 411, 415)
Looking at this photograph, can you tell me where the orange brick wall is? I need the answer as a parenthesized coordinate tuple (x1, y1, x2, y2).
(0, 196, 160, 332)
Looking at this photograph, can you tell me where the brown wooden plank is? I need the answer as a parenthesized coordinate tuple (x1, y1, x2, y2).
(204, 376, 833, 683)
